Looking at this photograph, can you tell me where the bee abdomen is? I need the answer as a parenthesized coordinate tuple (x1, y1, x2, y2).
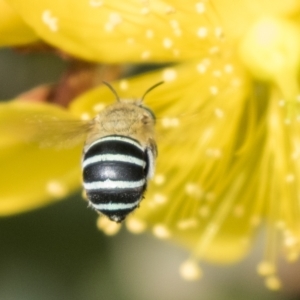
(82, 135, 148, 222)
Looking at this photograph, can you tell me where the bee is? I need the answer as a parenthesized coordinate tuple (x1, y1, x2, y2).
(25, 81, 162, 222)
(81, 81, 162, 222)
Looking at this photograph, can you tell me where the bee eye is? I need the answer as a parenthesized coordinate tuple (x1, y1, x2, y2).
(141, 106, 156, 122)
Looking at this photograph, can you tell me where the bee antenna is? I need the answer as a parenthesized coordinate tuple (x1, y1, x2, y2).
(141, 81, 164, 103)
(102, 81, 120, 102)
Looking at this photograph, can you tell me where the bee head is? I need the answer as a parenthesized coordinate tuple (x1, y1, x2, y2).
(102, 81, 163, 123)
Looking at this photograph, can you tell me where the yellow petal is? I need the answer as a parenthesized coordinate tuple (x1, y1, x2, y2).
(0, 101, 82, 215)
(0, 0, 38, 46)
(6, 0, 226, 62)
(6, 0, 300, 61)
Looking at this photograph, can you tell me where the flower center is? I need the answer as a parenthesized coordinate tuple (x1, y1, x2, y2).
(238, 17, 300, 101)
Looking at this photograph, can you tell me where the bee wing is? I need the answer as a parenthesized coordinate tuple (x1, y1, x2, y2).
(146, 138, 158, 179)
(25, 114, 93, 149)
(0, 102, 93, 149)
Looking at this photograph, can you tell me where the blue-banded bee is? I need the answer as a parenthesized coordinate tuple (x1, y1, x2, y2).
(82, 82, 162, 222)
(28, 82, 162, 222)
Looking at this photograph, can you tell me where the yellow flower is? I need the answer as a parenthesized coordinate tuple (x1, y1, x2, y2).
(1, 0, 300, 290)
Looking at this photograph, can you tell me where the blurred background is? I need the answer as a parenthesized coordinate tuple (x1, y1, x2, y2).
(0, 48, 300, 300)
